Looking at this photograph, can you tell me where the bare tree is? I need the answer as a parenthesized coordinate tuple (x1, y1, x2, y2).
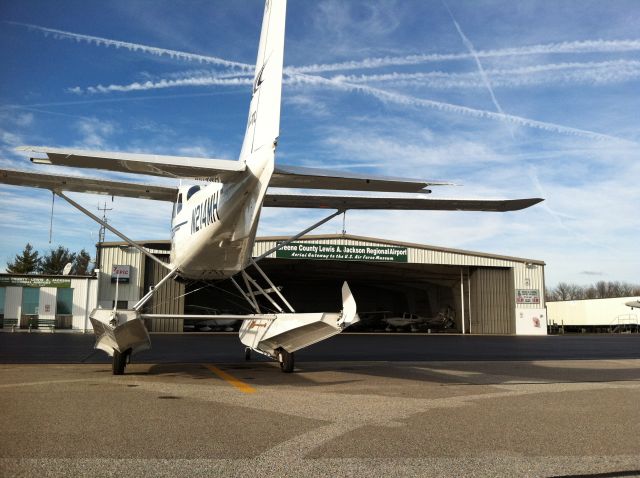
(548, 281, 640, 301)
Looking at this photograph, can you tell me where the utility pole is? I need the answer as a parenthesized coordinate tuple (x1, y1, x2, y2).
(96, 202, 112, 271)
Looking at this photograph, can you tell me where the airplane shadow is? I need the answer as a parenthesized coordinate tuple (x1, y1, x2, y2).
(128, 361, 363, 387)
(131, 359, 640, 389)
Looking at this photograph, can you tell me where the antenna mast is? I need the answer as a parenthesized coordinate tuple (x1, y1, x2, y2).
(96, 202, 113, 270)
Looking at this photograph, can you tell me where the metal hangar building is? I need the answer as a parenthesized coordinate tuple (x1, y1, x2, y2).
(96, 234, 547, 336)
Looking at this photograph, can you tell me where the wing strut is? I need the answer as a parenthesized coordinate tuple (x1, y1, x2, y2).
(229, 208, 346, 315)
(249, 259, 295, 313)
(56, 191, 172, 271)
(254, 208, 345, 262)
(133, 267, 179, 312)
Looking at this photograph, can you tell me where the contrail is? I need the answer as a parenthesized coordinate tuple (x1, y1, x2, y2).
(11, 20, 640, 80)
(73, 70, 634, 142)
(82, 59, 640, 94)
(287, 73, 632, 143)
(1, 91, 244, 110)
(289, 39, 640, 73)
(11, 20, 634, 143)
(334, 60, 640, 89)
(5, 21, 253, 70)
(442, 1, 511, 137)
(81, 76, 252, 94)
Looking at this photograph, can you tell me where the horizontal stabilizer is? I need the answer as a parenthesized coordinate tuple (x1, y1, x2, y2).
(18, 146, 245, 180)
(272, 164, 453, 193)
(263, 193, 544, 212)
(0, 168, 177, 201)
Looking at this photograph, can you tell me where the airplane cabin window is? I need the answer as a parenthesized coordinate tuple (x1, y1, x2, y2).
(186, 185, 201, 200)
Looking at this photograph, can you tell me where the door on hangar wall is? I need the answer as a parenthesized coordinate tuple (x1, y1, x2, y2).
(469, 268, 515, 334)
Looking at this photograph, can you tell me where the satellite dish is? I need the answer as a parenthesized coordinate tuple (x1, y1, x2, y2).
(62, 263, 73, 275)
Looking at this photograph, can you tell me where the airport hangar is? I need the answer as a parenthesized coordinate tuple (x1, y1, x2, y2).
(87, 234, 547, 336)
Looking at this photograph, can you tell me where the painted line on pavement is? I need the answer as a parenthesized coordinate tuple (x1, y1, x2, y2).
(202, 364, 256, 394)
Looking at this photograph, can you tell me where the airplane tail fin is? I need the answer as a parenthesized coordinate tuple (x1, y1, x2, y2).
(239, 0, 287, 166)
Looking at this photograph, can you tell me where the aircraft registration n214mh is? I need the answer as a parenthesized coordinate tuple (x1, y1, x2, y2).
(0, 0, 542, 374)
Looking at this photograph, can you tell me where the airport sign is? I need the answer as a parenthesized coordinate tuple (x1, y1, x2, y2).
(276, 242, 408, 262)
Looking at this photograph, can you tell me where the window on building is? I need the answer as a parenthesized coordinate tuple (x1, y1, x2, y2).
(112, 300, 128, 310)
(22, 288, 39, 315)
(56, 288, 73, 315)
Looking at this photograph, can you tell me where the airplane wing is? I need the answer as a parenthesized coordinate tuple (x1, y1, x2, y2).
(271, 164, 453, 193)
(0, 168, 177, 201)
(19, 146, 454, 194)
(18, 146, 246, 180)
(263, 193, 544, 212)
(1, 168, 542, 211)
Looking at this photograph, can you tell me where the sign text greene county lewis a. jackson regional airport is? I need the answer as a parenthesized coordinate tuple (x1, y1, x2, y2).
(275, 242, 408, 263)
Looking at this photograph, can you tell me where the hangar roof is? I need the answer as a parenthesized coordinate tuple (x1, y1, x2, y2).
(255, 234, 545, 266)
(100, 234, 544, 267)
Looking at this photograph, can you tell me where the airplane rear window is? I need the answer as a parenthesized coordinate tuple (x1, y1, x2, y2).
(186, 185, 201, 200)
(175, 193, 183, 215)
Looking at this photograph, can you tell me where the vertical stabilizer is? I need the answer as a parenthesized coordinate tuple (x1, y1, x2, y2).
(239, 0, 287, 163)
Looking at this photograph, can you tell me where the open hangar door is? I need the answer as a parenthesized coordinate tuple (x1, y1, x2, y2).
(182, 259, 496, 333)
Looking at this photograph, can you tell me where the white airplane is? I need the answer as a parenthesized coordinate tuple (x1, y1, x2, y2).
(0, 0, 542, 374)
(626, 300, 640, 309)
(383, 308, 456, 332)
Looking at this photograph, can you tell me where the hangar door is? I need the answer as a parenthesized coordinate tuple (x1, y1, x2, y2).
(469, 268, 515, 334)
(144, 256, 185, 332)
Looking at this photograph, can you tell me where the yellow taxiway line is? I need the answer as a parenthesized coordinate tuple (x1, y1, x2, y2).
(202, 364, 257, 394)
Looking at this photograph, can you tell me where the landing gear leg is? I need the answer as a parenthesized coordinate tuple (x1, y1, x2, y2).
(277, 348, 294, 373)
(245, 347, 252, 361)
(112, 349, 131, 375)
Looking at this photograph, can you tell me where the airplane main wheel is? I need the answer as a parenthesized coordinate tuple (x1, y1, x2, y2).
(112, 349, 131, 375)
(245, 347, 252, 361)
(278, 349, 294, 373)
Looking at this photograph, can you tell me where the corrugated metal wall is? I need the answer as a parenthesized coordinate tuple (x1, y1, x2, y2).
(253, 236, 541, 269)
(97, 245, 144, 307)
(513, 263, 546, 308)
(146, 257, 184, 332)
(71, 278, 98, 331)
(470, 268, 515, 334)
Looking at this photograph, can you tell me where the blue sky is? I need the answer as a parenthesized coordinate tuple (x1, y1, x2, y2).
(1, 0, 639, 286)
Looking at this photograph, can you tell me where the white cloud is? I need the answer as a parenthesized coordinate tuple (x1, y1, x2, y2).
(74, 117, 117, 148)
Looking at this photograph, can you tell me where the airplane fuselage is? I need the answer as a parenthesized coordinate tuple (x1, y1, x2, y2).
(170, 146, 274, 280)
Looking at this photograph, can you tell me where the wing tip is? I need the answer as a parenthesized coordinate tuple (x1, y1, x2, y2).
(508, 197, 544, 211)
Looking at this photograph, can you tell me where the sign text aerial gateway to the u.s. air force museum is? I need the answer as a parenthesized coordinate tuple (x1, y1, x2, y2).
(275, 242, 408, 262)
